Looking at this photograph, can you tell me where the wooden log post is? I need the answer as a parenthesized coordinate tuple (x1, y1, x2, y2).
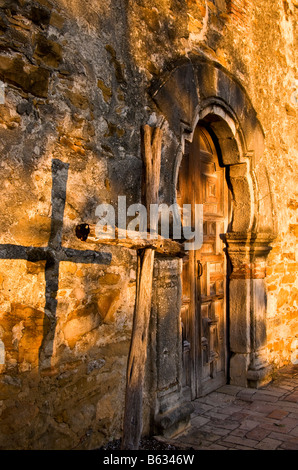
(121, 125, 162, 450)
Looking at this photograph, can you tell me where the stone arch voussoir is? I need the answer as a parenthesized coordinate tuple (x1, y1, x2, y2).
(151, 57, 276, 235)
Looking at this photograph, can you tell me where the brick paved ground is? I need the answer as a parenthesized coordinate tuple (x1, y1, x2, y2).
(166, 363, 298, 450)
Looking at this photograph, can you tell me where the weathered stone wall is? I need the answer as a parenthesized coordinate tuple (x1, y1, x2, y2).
(0, 0, 297, 449)
(0, 0, 147, 449)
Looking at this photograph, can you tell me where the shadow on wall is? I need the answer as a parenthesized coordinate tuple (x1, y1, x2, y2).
(0, 159, 112, 373)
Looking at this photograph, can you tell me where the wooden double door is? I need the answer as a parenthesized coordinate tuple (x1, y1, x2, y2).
(177, 125, 230, 399)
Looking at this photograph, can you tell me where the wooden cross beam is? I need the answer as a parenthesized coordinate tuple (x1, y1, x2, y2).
(75, 224, 185, 258)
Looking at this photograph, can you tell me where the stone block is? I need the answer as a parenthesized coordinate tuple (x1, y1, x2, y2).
(11, 214, 51, 246)
(277, 288, 290, 309)
(33, 33, 62, 68)
(29, 4, 51, 27)
(230, 353, 250, 387)
(0, 55, 50, 97)
(1, 303, 45, 368)
(155, 401, 194, 438)
(65, 89, 89, 110)
(97, 79, 113, 103)
(229, 279, 250, 353)
(253, 279, 267, 349)
(152, 62, 199, 135)
(50, 11, 65, 30)
(63, 303, 103, 349)
(0, 103, 21, 128)
(289, 224, 298, 237)
(98, 273, 120, 285)
(195, 60, 218, 100)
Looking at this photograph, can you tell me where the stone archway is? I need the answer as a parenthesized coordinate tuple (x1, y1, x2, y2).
(151, 57, 276, 389)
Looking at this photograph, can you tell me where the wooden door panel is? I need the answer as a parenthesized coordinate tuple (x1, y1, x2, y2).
(181, 301, 191, 389)
(180, 126, 229, 399)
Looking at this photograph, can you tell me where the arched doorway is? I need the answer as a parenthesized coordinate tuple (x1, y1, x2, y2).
(177, 125, 231, 399)
(151, 58, 277, 439)
(152, 58, 276, 389)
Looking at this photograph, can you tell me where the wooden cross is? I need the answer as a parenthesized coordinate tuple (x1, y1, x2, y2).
(75, 126, 185, 449)
(0, 159, 111, 370)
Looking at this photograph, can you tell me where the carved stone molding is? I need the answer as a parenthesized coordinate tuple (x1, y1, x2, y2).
(225, 231, 276, 279)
